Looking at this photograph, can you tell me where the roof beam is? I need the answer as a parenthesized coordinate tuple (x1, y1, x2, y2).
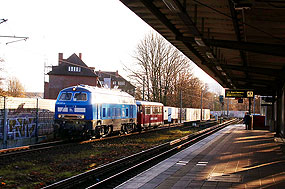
(232, 77, 275, 85)
(207, 39, 285, 57)
(159, 0, 234, 87)
(206, 39, 285, 57)
(221, 64, 281, 77)
(165, 0, 201, 36)
(234, 78, 266, 84)
(228, 0, 249, 83)
(139, 0, 180, 36)
(177, 36, 285, 57)
(139, 0, 231, 87)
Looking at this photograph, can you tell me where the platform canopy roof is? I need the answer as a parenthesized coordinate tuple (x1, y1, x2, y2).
(120, 0, 285, 96)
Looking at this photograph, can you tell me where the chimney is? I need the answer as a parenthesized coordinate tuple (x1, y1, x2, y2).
(116, 70, 119, 76)
(58, 53, 63, 65)
(79, 53, 82, 60)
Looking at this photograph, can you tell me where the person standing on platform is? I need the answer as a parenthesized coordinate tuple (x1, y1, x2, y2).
(243, 112, 250, 130)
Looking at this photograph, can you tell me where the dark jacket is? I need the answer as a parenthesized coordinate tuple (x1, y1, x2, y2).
(243, 114, 251, 125)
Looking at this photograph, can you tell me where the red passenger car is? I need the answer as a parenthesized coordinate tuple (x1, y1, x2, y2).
(136, 101, 164, 129)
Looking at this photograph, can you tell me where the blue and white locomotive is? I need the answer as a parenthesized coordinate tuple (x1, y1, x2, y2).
(54, 85, 137, 138)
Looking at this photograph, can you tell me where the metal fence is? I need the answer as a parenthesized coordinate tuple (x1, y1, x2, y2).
(211, 110, 247, 118)
(0, 97, 56, 149)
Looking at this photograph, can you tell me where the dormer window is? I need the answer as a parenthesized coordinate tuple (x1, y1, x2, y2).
(68, 66, 81, 72)
(118, 81, 125, 86)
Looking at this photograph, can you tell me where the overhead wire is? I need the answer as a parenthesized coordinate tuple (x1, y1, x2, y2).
(0, 19, 29, 45)
(4, 37, 28, 45)
(0, 19, 8, 25)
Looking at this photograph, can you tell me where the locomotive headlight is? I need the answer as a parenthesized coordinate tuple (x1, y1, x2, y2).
(81, 115, 85, 119)
(58, 115, 62, 118)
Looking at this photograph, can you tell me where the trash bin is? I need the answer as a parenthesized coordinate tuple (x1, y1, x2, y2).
(252, 115, 266, 130)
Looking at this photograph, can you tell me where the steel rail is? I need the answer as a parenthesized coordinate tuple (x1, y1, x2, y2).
(0, 140, 66, 155)
(91, 119, 241, 189)
(0, 120, 216, 158)
(44, 119, 239, 189)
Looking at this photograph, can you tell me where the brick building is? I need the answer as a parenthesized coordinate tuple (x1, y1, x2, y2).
(44, 53, 99, 99)
(95, 70, 135, 96)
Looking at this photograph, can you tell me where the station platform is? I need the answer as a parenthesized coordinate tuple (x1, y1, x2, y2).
(116, 124, 285, 188)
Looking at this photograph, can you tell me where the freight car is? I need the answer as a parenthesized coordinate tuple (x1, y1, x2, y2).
(164, 108, 211, 124)
(163, 106, 179, 123)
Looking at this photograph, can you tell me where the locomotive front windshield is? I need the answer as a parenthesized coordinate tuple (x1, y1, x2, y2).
(59, 92, 72, 101)
(74, 92, 87, 101)
(58, 92, 87, 101)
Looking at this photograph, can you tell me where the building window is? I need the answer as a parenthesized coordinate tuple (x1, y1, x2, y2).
(68, 66, 81, 72)
(118, 81, 125, 86)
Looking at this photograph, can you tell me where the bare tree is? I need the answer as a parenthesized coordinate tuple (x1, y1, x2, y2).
(0, 58, 6, 96)
(126, 32, 191, 104)
(7, 77, 26, 97)
(166, 69, 206, 108)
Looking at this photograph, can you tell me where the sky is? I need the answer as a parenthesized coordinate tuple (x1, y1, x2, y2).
(0, 0, 220, 93)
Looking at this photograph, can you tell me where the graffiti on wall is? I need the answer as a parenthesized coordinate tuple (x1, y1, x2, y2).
(5, 112, 54, 140)
(1, 104, 55, 140)
(8, 116, 36, 139)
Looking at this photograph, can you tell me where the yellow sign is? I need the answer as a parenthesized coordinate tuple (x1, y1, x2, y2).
(247, 91, 254, 98)
(225, 89, 254, 98)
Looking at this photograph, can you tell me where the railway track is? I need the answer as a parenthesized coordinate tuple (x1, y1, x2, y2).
(0, 120, 216, 159)
(0, 140, 66, 157)
(44, 118, 240, 189)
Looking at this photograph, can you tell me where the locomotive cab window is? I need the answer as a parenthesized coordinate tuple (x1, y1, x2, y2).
(59, 92, 72, 101)
(74, 92, 87, 101)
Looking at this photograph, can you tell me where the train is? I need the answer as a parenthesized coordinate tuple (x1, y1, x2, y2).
(54, 85, 210, 138)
